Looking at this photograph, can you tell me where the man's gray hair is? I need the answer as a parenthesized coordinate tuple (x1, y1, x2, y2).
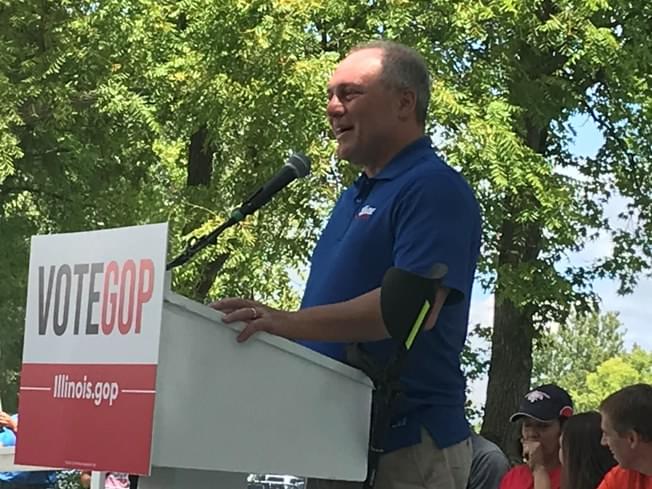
(350, 40, 431, 127)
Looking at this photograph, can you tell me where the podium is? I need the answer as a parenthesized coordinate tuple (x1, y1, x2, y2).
(15, 223, 373, 489)
(140, 286, 373, 489)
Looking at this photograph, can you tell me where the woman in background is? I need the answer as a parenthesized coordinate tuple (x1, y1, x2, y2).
(559, 411, 616, 489)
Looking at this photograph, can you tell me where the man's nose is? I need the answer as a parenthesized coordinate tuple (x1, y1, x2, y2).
(327, 94, 345, 118)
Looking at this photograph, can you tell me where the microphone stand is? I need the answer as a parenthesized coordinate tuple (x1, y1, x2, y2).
(166, 209, 247, 271)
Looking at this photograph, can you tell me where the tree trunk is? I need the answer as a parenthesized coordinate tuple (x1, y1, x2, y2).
(481, 120, 547, 458)
(185, 125, 225, 297)
(187, 126, 214, 187)
(481, 292, 535, 460)
(192, 253, 230, 302)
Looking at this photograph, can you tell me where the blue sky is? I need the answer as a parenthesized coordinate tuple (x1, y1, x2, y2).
(566, 114, 650, 349)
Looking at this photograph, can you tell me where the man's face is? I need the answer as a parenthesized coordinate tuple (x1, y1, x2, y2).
(326, 48, 403, 167)
(601, 411, 635, 468)
(521, 418, 562, 459)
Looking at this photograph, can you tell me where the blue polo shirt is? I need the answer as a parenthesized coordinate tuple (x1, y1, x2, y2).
(0, 414, 58, 487)
(299, 136, 481, 452)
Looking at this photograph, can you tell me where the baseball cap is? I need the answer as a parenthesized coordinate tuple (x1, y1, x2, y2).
(510, 384, 574, 422)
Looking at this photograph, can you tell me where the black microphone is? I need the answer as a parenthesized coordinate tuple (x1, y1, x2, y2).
(230, 152, 311, 222)
(166, 152, 310, 270)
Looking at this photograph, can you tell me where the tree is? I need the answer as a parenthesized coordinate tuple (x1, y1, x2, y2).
(532, 311, 651, 411)
(574, 347, 652, 410)
(532, 311, 625, 395)
(0, 0, 335, 407)
(158, 0, 344, 305)
(2, 1, 652, 456)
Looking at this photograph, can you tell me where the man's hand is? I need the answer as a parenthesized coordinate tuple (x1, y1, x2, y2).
(524, 439, 552, 489)
(522, 439, 545, 471)
(0, 411, 17, 433)
(210, 298, 292, 343)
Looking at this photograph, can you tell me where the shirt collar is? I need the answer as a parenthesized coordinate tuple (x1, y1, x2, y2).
(354, 136, 433, 187)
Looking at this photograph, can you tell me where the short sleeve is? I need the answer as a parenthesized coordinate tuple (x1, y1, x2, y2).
(392, 170, 480, 304)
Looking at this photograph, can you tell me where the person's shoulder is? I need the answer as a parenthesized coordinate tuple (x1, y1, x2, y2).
(597, 465, 621, 488)
(599, 465, 652, 488)
(472, 434, 507, 457)
(408, 152, 461, 180)
(400, 156, 476, 202)
(471, 432, 500, 450)
(597, 466, 628, 488)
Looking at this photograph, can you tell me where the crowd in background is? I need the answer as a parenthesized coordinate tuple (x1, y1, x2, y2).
(468, 383, 652, 489)
(2, 383, 650, 489)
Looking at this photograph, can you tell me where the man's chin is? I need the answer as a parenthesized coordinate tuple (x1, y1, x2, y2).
(335, 144, 349, 160)
(336, 147, 363, 166)
(615, 456, 627, 468)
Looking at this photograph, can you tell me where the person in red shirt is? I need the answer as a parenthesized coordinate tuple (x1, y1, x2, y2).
(597, 384, 652, 489)
(499, 384, 574, 489)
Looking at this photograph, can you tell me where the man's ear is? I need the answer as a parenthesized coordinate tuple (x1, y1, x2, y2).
(626, 429, 640, 449)
(397, 89, 417, 121)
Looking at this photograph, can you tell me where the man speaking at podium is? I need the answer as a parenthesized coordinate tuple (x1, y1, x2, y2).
(212, 40, 481, 489)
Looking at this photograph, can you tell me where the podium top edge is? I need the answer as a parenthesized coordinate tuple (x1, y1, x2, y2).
(164, 290, 373, 388)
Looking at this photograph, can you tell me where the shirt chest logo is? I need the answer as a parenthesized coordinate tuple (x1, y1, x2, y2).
(356, 205, 377, 220)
